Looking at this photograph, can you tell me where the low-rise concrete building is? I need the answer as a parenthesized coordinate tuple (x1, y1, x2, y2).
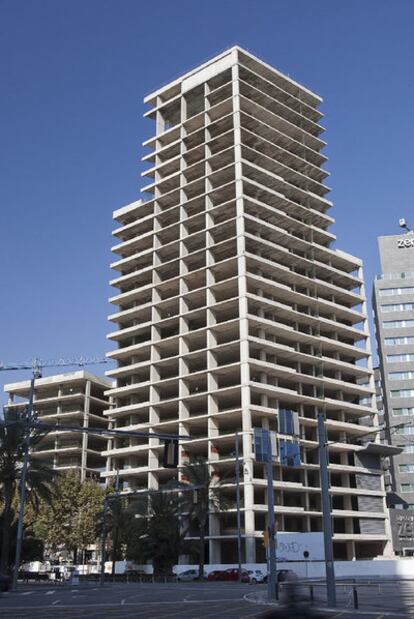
(5, 371, 111, 481)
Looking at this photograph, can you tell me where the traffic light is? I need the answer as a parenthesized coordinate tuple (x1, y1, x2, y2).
(163, 439, 178, 468)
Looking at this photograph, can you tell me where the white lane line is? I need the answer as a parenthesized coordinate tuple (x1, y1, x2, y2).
(45, 590, 55, 595)
(22, 591, 33, 596)
(52, 599, 60, 605)
(183, 597, 244, 603)
(121, 599, 126, 605)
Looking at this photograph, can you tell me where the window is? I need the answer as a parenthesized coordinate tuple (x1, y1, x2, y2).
(383, 320, 414, 329)
(400, 444, 414, 453)
(395, 425, 414, 434)
(399, 464, 414, 473)
(401, 483, 414, 492)
(387, 353, 414, 363)
(393, 407, 414, 416)
(391, 389, 414, 398)
(389, 371, 414, 380)
(379, 287, 414, 296)
(385, 336, 414, 345)
(381, 303, 414, 313)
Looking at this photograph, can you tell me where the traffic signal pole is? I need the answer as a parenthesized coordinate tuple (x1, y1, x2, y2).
(318, 411, 336, 607)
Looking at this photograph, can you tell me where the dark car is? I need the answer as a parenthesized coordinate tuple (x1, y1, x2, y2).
(264, 569, 297, 584)
(0, 574, 11, 592)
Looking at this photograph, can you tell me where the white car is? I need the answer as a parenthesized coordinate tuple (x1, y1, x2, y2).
(245, 569, 266, 584)
(177, 569, 200, 581)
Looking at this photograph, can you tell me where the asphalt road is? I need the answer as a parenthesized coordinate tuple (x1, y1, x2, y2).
(0, 581, 412, 618)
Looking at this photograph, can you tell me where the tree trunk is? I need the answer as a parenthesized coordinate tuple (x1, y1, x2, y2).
(0, 487, 14, 574)
(112, 526, 119, 579)
(198, 524, 205, 580)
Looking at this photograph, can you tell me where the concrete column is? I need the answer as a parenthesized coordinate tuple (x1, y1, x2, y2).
(80, 379, 91, 482)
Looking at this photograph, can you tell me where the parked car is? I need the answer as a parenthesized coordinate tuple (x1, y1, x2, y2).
(0, 573, 11, 592)
(264, 569, 297, 584)
(224, 568, 242, 581)
(243, 569, 266, 584)
(207, 569, 228, 581)
(177, 569, 201, 582)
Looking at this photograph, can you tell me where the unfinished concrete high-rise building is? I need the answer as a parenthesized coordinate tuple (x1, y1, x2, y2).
(105, 47, 391, 563)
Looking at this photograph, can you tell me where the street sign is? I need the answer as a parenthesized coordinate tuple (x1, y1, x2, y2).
(253, 428, 277, 462)
(280, 440, 301, 467)
(279, 409, 300, 436)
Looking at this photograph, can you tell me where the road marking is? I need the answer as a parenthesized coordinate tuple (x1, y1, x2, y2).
(45, 590, 55, 595)
(52, 600, 60, 605)
(22, 591, 33, 595)
(183, 597, 245, 603)
(121, 598, 126, 605)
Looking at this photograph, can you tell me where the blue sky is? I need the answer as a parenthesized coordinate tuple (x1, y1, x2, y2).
(1, 0, 414, 398)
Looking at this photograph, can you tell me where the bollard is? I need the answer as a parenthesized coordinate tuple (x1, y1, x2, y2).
(353, 584, 358, 609)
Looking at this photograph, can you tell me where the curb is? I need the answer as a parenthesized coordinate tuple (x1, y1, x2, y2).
(242, 592, 405, 617)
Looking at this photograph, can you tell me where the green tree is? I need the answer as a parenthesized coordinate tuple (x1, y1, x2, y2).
(34, 471, 105, 562)
(180, 457, 228, 580)
(105, 497, 136, 576)
(0, 412, 54, 573)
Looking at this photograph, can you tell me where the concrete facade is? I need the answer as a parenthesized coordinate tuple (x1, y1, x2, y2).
(5, 371, 111, 481)
(105, 47, 391, 562)
(373, 232, 414, 510)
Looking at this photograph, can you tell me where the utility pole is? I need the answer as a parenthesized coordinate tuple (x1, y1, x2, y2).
(100, 497, 109, 586)
(318, 411, 336, 607)
(12, 364, 41, 590)
(235, 432, 242, 579)
(266, 432, 278, 601)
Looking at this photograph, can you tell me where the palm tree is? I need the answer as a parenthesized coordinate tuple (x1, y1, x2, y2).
(127, 490, 194, 577)
(0, 411, 55, 573)
(180, 457, 228, 580)
(106, 497, 134, 577)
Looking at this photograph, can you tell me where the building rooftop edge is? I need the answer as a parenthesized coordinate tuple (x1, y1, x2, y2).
(113, 199, 143, 219)
(144, 45, 323, 105)
(4, 370, 113, 393)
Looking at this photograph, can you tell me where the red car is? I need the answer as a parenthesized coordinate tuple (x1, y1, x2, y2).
(208, 568, 249, 582)
(207, 570, 227, 581)
(224, 568, 240, 581)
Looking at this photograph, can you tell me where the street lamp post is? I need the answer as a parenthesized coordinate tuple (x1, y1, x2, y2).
(235, 432, 242, 578)
(266, 432, 278, 601)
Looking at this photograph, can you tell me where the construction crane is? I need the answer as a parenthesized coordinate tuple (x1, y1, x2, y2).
(0, 356, 108, 378)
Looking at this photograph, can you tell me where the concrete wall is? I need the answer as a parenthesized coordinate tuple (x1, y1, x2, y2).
(122, 559, 414, 579)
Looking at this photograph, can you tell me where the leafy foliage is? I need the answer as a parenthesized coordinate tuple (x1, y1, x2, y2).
(179, 457, 229, 579)
(34, 471, 105, 559)
(0, 411, 55, 572)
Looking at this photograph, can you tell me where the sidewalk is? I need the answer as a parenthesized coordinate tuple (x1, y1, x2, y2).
(245, 580, 414, 617)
